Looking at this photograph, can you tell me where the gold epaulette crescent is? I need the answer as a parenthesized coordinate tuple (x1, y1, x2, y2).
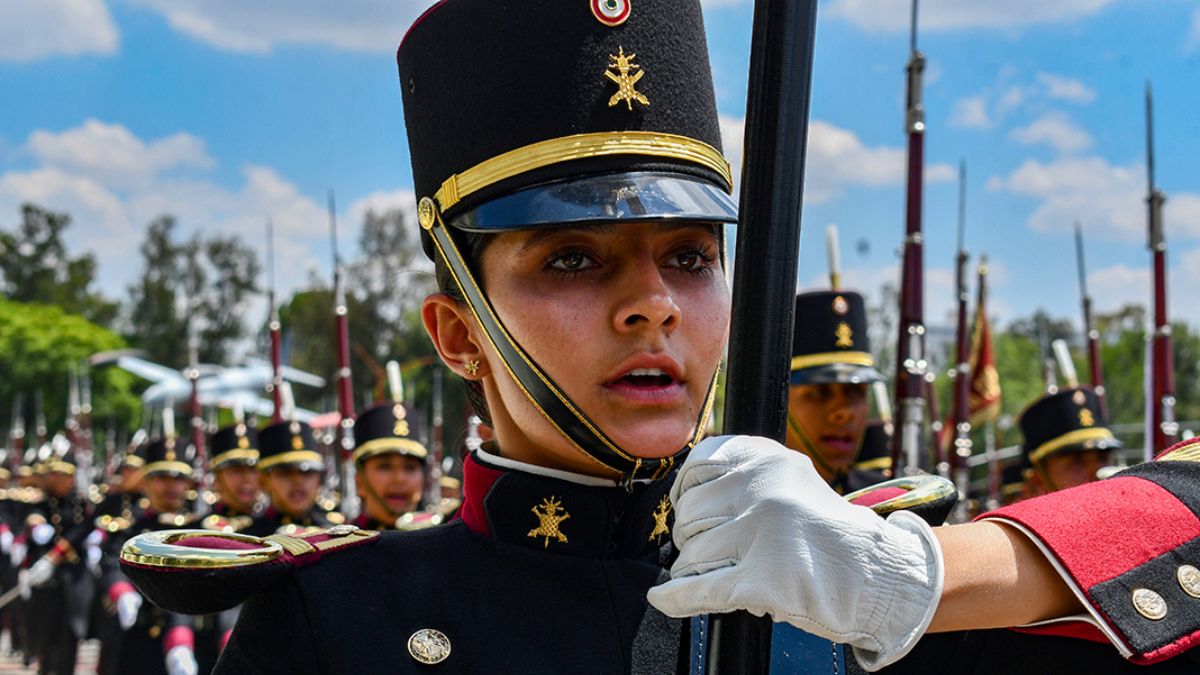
(95, 514, 135, 533)
(119, 525, 381, 615)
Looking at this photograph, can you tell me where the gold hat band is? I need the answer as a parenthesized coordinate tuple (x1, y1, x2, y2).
(211, 449, 259, 470)
(434, 131, 732, 212)
(257, 450, 323, 472)
(1029, 427, 1115, 465)
(790, 351, 875, 372)
(144, 461, 195, 477)
(352, 438, 429, 464)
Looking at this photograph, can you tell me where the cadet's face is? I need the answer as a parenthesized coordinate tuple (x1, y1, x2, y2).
(263, 467, 321, 517)
(785, 383, 869, 482)
(1035, 449, 1111, 493)
(145, 474, 190, 512)
(46, 472, 76, 497)
(357, 454, 424, 522)
(428, 221, 729, 477)
(215, 465, 260, 512)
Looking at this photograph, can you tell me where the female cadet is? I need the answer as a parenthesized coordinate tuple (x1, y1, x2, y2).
(121, 0, 1200, 672)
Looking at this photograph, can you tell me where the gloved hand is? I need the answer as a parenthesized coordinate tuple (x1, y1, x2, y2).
(27, 556, 55, 587)
(0, 527, 13, 554)
(30, 523, 55, 546)
(17, 569, 31, 600)
(646, 435, 944, 671)
(9, 541, 26, 567)
(165, 645, 198, 675)
(116, 591, 143, 630)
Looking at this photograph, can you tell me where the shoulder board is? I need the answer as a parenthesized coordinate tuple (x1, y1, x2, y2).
(158, 512, 204, 527)
(394, 510, 446, 531)
(1156, 438, 1200, 464)
(324, 510, 347, 525)
(119, 525, 380, 615)
(202, 514, 254, 533)
(95, 514, 135, 533)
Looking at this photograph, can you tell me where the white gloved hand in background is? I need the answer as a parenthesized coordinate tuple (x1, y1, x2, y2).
(9, 541, 26, 567)
(116, 591, 143, 630)
(0, 528, 13, 554)
(30, 523, 55, 546)
(27, 556, 55, 587)
(646, 435, 944, 671)
(165, 645, 198, 675)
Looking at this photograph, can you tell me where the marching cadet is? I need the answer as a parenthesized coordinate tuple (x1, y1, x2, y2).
(245, 420, 337, 537)
(350, 403, 431, 530)
(117, 0, 1200, 672)
(203, 422, 261, 532)
(21, 441, 93, 675)
(786, 290, 888, 493)
(98, 437, 203, 675)
(95, 445, 147, 521)
(1018, 386, 1119, 495)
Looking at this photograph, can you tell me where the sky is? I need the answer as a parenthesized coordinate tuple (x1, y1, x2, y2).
(2, 0, 1199, 335)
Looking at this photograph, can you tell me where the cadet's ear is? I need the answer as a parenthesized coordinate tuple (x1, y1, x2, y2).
(422, 293, 490, 380)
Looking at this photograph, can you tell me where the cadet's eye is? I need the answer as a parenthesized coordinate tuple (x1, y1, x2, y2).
(547, 250, 597, 273)
(665, 245, 717, 274)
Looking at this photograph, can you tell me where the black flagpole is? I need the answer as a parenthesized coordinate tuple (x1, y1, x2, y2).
(706, 0, 819, 672)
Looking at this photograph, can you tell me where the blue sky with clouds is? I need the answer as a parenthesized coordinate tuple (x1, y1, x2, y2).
(1, 0, 1198, 333)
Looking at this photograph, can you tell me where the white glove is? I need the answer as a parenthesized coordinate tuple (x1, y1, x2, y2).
(27, 557, 55, 587)
(30, 523, 55, 546)
(0, 529, 13, 554)
(9, 541, 26, 567)
(17, 569, 31, 600)
(646, 435, 944, 672)
(116, 591, 143, 630)
(165, 645, 198, 675)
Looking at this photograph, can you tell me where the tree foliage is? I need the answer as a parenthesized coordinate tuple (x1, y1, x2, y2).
(0, 203, 119, 326)
(125, 216, 260, 367)
(0, 299, 141, 445)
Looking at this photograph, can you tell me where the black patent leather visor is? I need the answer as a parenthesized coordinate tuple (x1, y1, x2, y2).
(450, 172, 738, 232)
(790, 363, 885, 386)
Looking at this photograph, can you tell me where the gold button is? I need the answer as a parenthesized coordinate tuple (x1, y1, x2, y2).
(1178, 565, 1200, 599)
(408, 628, 451, 665)
(1132, 588, 1167, 620)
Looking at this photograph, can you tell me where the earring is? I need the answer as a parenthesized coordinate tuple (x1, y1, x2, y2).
(464, 359, 480, 377)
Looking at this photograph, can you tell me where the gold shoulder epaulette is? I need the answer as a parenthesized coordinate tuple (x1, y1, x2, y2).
(158, 512, 204, 528)
(201, 514, 254, 533)
(324, 511, 346, 525)
(95, 514, 135, 533)
(1157, 439, 1200, 464)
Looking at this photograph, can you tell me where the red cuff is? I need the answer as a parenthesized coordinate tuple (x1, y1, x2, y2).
(164, 625, 194, 652)
(108, 581, 136, 605)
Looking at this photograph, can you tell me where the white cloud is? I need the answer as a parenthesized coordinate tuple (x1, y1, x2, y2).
(1009, 112, 1093, 154)
(988, 156, 1200, 242)
(347, 188, 418, 235)
(721, 116, 953, 203)
(1036, 73, 1096, 104)
(949, 96, 992, 130)
(0, 121, 342, 303)
(825, 0, 1115, 33)
(1087, 253, 1200, 320)
(26, 119, 214, 190)
(0, 0, 119, 62)
(130, 0, 433, 54)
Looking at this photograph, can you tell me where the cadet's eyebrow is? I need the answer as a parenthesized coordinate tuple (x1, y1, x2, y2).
(515, 221, 718, 255)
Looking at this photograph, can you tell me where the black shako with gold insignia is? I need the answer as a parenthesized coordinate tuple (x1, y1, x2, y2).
(352, 403, 428, 466)
(141, 437, 196, 478)
(209, 423, 258, 471)
(401, 0, 732, 483)
(256, 420, 323, 473)
(790, 290, 883, 385)
(1019, 386, 1122, 468)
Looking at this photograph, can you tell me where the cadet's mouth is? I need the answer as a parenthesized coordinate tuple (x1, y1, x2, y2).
(604, 354, 687, 405)
(820, 434, 856, 454)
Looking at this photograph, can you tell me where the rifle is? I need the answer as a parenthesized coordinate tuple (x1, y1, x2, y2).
(1145, 83, 1177, 458)
(9, 394, 25, 474)
(1074, 222, 1106, 418)
(825, 224, 841, 290)
(891, 0, 928, 476)
(329, 190, 359, 518)
(949, 160, 972, 511)
(186, 319, 208, 502)
(267, 218, 284, 423)
(708, 0, 819, 671)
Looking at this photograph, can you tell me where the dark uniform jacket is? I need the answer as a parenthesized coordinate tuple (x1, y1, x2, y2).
(244, 505, 336, 538)
(124, 441, 1200, 673)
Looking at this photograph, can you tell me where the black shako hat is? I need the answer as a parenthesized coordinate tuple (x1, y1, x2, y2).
(1019, 386, 1122, 466)
(397, 0, 730, 483)
(352, 403, 429, 465)
(399, 0, 735, 246)
(790, 290, 883, 386)
(257, 421, 323, 473)
(209, 424, 259, 471)
(142, 438, 196, 478)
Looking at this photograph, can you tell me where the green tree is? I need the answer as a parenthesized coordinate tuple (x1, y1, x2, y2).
(0, 299, 141, 450)
(125, 217, 260, 366)
(0, 203, 119, 325)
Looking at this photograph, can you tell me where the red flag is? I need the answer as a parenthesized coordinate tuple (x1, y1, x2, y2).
(968, 259, 1001, 425)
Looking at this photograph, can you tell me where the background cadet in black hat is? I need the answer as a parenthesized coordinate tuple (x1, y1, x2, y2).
(351, 402, 429, 530)
(245, 420, 336, 537)
(95, 442, 147, 522)
(1019, 385, 1120, 495)
(204, 422, 261, 528)
(785, 290, 886, 492)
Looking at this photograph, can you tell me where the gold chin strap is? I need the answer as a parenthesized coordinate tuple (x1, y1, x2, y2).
(786, 411, 846, 479)
(419, 199, 719, 484)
